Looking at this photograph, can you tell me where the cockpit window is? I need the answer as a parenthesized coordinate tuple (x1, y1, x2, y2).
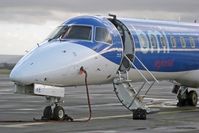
(61, 25, 92, 40)
(46, 26, 68, 41)
(47, 25, 92, 41)
(95, 27, 112, 44)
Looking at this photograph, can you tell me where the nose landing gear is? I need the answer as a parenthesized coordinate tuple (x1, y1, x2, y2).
(41, 97, 73, 121)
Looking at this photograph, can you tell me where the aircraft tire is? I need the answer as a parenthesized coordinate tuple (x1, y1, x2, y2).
(188, 90, 198, 106)
(42, 106, 52, 120)
(53, 106, 65, 121)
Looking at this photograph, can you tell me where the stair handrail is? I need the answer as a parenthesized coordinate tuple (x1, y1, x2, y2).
(124, 55, 150, 84)
(133, 54, 159, 83)
(128, 81, 146, 108)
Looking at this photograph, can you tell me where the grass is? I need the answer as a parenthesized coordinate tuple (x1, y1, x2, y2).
(0, 69, 11, 75)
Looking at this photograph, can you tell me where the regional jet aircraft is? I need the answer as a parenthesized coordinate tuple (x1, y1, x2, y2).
(10, 14, 199, 120)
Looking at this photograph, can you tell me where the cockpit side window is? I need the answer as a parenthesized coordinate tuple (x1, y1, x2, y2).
(95, 27, 112, 44)
(47, 26, 69, 41)
(61, 25, 92, 41)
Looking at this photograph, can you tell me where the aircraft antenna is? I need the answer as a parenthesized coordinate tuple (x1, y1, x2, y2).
(108, 13, 117, 20)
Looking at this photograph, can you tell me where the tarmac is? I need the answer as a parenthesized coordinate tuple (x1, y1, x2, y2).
(1, 73, 199, 133)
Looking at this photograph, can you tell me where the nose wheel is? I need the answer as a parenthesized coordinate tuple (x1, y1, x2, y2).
(41, 97, 73, 121)
(53, 106, 65, 120)
(41, 105, 73, 121)
(42, 106, 53, 120)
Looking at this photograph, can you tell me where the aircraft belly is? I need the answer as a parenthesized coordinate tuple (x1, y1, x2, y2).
(128, 69, 186, 82)
(175, 70, 199, 87)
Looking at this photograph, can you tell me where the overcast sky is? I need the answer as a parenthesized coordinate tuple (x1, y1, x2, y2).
(1, 0, 199, 55)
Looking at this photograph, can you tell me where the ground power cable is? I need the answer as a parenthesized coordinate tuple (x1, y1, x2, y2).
(69, 66, 92, 122)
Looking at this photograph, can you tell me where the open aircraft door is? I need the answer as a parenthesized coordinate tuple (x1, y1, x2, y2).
(108, 15, 150, 120)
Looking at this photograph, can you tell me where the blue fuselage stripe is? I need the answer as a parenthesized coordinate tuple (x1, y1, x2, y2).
(63, 16, 199, 73)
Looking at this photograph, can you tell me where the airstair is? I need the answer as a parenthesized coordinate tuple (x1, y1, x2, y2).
(113, 54, 159, 119)
(108, 14, 159, 119)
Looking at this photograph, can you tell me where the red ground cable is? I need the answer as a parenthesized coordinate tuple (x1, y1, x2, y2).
(71, 66, 92, 122)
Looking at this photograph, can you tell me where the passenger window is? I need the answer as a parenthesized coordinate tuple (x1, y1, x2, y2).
(95, 27, 112, 44)
(180, 37, 186, 48)
(160, 36, 167, 47)
(150, 34, 157, 48)
(62, 25, 92, 41)
(189, 37, 195, 48)
(139, 34, 148, 48)
(170, 36, 177, 48)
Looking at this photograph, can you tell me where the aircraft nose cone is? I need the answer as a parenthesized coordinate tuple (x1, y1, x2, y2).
(9, 68, 17, 82)
(9, 65, 32, 85)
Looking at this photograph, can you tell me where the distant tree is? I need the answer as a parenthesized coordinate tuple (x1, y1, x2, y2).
(0, 63, 16, 70)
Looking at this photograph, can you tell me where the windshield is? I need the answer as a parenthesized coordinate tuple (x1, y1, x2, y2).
(46, 26, 69, 41)
(47, 25, 92, 41)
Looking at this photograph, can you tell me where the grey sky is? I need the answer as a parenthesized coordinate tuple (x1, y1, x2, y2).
(0, 0, 199, 55)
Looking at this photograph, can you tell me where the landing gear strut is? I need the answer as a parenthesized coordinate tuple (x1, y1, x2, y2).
(41, 96, 73, 121)
(173, 86, 198, 107)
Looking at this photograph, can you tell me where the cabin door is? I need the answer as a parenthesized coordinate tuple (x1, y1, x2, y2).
(109, 18, 134, 72)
